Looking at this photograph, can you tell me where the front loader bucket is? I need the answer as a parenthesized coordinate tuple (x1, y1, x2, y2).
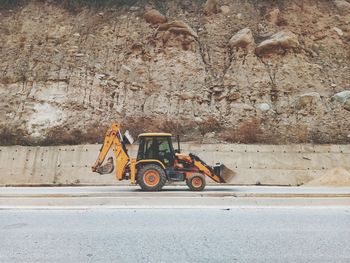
(213, 164, 236, 183)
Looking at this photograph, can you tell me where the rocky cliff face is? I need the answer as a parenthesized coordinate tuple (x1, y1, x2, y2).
(0, 0, 349, 144)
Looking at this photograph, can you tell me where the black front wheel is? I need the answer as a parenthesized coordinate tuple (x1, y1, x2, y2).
(186, 174, 206, 191)
(137, 164, 167, 191)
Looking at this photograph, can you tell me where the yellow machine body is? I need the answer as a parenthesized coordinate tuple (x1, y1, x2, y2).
(92, 123, 235, 191)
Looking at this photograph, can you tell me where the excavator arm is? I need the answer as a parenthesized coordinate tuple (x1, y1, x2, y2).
(92, 123, 130, 181)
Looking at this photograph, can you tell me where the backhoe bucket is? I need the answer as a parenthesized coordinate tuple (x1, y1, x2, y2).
(96, 157, 114, 174)
(213, 164, 236, 183)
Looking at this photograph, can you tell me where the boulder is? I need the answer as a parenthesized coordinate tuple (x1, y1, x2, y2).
(226, 92, 241, 101)
(344, 100, 350, 111)
(204, 132, 216, 139)
(232, 103, 254, 111)
(158, 20, 198, 38)
(332, 90, 350, 103)
(130, 6, 140, 11)
(296, 92, 321, 109)
(203, 0, 218, 15)
(256, 30, 299, 56)
(212, 86, 223, 93)
(229, 28, 255, 49)
(144, 9, 167, 25)
(179, 92, 195, 100)
(220, 5, 230, 14)
(334, 0, 350, 14)
(257, 103, 271, 112)
(265, 8, 280, 25)
(121, 64, 131, 72)
(333, 27, 344, 36)
(242, 103, 254, 111)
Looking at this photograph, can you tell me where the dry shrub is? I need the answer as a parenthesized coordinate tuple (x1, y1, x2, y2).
(160, 118, 200, 141)
(14, 61, 30, 83)
(51, 0, 138, 13)
(0, 76, 12, 85)
(250, 0, 285, 9)
(0, 124, 114, 146)
(263, 127, 284, 144)
(41, 124, 109, 146)
(121, 117, 199, 141)
(41, 128, 84, 146)
(309, 129, 349, 144)
(158, 119, 187, 135)
(309, 130, 327, 144)
(293, 124, 309, 143)
(121, 117, 159, 139)
(84, 125, 109, 144)
(223, 118, 265, 144)
(0, 0, 26, 9)
(0, 126, 29, 145)
(198, 117, 222, 136)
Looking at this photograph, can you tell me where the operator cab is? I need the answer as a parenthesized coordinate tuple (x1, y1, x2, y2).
(137, 133, 175, 167)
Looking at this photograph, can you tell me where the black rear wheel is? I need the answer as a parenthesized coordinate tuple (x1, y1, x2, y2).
(186, 174, 206, 191)
(137, 164, 167, 191)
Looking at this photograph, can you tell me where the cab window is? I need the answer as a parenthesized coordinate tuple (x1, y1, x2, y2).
(137, 137, 174, 166)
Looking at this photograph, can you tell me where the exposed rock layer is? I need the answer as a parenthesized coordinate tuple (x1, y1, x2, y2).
(0, 0, 349, 144)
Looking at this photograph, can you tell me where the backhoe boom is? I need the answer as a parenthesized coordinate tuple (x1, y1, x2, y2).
(92, 123, 130, 181)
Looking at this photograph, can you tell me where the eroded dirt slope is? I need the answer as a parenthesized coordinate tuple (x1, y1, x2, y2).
(0, 0, 349, 144)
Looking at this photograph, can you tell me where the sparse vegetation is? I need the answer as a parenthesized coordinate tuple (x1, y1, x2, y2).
(51, 0, 139, 13)
(41, 127, 84, 145)
(222, 118, 265, 144)
(121, 117, 158, 139)
(0, 127, 30, 145)
(198, 117, 222, 136)
(14, 60, 30, 83)
(292, 124, 309, 143)
(154, 0, 167, 15)
(0, 124, 109, 146)
(249, 0, 285, 9)
(309, 129, 350, 144)
(0, 76, 12, 85)
(158, 119, 186, 135)
(121, 117, 196, 141)
(0, 0, 26, 9)
(40, 124, 109, 146)
(0, 121, 349, 146)
(0, 0, 139, 12)
(0, 0, 208, 12)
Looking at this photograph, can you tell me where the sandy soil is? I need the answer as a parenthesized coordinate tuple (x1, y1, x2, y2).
(303, 167, 350, 187)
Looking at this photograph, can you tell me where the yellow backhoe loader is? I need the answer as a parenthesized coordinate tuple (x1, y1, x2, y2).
(92, 123, 235, 191)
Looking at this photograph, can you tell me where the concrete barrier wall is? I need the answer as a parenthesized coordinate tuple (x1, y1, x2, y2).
(0, 144, 349, 186)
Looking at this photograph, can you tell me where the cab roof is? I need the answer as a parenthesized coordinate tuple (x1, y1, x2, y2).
(138, 132, 172, 137)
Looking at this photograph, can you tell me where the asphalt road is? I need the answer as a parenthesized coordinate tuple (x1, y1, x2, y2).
(2, 185, 350, 196)
(1, 208, 349, 263)
(1, 186, 350, 208)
